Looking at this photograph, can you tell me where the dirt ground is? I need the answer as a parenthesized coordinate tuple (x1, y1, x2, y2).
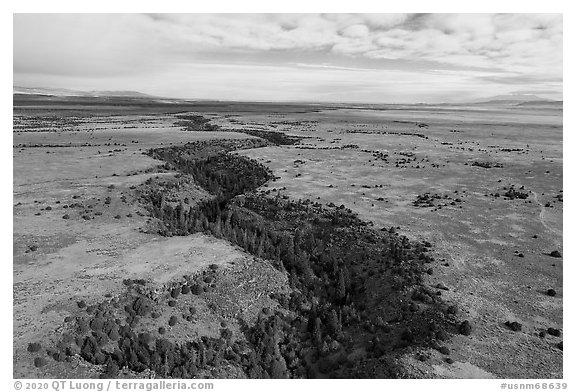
(13, 117, 274, 378)
(231, 105, 563, 378)
(13, 102, 562, 378)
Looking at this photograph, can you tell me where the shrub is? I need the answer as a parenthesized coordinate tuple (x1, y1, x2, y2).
(446, 305, 458, 315)
(104, 359, 120, 377)
(220, 328, 233, 341)
(34, 357, 47, 367)
(504, 321, 522, 332)
(27, 342, 42, 352)
(108, 328, 120, 341)
(400, 328, 414, 343)
(132, 297, 153, 316)
(77, 319, 89, 334)
(90, 318, 104, 332)
(436, 330, 449, 341)
(459, 320, 472, 336)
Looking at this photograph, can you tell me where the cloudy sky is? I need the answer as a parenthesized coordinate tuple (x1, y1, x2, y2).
(13, 13, 562, 103)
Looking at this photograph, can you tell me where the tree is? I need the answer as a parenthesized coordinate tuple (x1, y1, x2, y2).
(270, 357, 289, 378)
(336, 269, 347, 303)
(313, 317, 322, 346)
(327, 308, 342, 339)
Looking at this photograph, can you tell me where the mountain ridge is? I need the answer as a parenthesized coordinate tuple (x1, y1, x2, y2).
(13, 86, 157, 98)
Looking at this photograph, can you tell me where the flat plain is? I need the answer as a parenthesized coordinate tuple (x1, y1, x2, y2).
(13, 96, 562, 379)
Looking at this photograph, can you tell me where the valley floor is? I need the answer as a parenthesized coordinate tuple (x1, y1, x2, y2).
(13, 101, 562, 378)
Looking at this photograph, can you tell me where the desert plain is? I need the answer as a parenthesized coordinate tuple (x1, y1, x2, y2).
(13, 94, 562, 379)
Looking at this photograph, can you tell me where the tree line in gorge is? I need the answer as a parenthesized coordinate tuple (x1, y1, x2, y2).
(175, 114, 301, 146)
(134, 140, 462, 378)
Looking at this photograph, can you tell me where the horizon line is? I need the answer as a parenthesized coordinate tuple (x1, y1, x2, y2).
(13, 86, 563, 107)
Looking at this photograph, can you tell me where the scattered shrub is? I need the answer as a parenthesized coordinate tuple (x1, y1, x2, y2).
(504, 321, 522, 332)
(436, 330, 449, 341)
(27, 342, 42, 352)
(459, 320, 472, 336)
(132, 297, 153, 316)
(446, 305, 458, 315)
(34, 357, 47, 367)
(438, 346, 450, 355)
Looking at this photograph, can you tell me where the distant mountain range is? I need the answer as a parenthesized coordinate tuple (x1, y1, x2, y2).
(13, 86, 562, 107)
(13, 86, 158, 98)
(473, 94, 561, 105)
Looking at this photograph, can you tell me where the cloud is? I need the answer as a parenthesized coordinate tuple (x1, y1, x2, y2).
(13, 13, 563, 102)
(137, 13, 562, 73)
(15, 13, 562, 75)
(340, 24, 370, 39)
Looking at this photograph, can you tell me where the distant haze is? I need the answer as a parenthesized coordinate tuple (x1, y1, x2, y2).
(13, 14, 563, 104)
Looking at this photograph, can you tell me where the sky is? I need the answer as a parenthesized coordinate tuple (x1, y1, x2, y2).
(13, 13, 563, 103)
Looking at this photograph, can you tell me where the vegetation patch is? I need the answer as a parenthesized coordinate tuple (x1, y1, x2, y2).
(45, 139, 467, 379)
(175, 114, 301, 145)
(413, 192, 465, 209)
(470, 161, 504, 169)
